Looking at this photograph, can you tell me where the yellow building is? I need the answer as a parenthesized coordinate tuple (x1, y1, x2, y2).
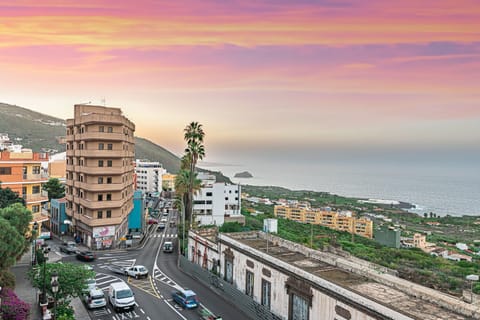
(162, 173, 176, 191)
(274, 205, 373, 238)
(0, 149, 49, 227)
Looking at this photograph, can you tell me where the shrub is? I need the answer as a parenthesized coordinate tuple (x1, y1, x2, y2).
(0, 287, 30, 320)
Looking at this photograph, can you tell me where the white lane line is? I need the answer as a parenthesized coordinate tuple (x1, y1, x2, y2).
(140, 308, 145, 314)
(147, 317, 151, 320)
(164, 300, 187, 320)
(95, 275, 111, 281)
(97, 278, 119, 286)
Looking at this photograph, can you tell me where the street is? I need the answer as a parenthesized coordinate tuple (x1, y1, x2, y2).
(53, 202, 249, 320)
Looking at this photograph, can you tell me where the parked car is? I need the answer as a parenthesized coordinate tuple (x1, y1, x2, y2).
(108, 282, 135, 312)
(171, 289, 198, 309)
(84, 288, 106, 309)
(77, 251, 96, 261)
(59, 241, 77, 254)
(163, 241, 173, 253)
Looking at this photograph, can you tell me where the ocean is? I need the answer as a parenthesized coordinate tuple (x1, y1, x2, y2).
(201, 149, 480, 217)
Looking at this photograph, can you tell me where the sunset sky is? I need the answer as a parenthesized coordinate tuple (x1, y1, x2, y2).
(1, 0, 479, 161)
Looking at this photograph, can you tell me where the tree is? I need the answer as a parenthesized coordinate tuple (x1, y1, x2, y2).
(175, 169, 202, 225)
(28, 262, 94, 305)
(0, 217, 25, 270)
(42, 178, 65, 201)
(424, 213, 428, 218)
(0, 185, 24, 209)
(183, 122, 205, 224)
(0, 203, 33, 237)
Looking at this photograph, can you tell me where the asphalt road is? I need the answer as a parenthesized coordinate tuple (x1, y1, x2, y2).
(56, 205, 250, 320)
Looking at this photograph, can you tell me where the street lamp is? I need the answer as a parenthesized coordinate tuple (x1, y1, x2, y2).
(32, 222, 38, 266)
(40, 247, 49, 309)
(51, 271, 58, 320)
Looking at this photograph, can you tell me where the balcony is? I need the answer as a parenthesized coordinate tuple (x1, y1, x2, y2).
(23, 173, 49, 182)
(76, 198, 124, 209)
(76, 113, 135, 129)
(23, 191, 49, 204)
(74, 132, 134, 143)
(74, 181, 127, 191)
(78, 214, 122, 227)
(73, 150, 134, 158)
(77, 166, 133, 175)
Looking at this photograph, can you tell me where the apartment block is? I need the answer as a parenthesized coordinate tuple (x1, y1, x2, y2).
(0, 149, 49, 227)
(274, 205, 373, 238)
(134, 159, 166, 195)
(65, 105, 135, 249)
(193, 173, 243, 226)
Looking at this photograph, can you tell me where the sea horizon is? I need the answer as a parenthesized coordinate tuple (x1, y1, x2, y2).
(201, 149, 480, 217)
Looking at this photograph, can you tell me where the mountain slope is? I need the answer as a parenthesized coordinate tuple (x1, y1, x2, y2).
(0, 103, 182, 173)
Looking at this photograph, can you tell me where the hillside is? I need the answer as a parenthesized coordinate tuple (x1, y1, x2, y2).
(0, 103, 184, 172)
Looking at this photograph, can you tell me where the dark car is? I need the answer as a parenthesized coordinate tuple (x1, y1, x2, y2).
(148, 218, 158, 225)
(60, 241, 77, 254)
(77, 251, 96, 261)
(171, 289, 198, 309)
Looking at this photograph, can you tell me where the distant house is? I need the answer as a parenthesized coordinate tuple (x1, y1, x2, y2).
(442, 251, 472, 262)
(426, 221, 441, 226)
(456, 243, 469, 251)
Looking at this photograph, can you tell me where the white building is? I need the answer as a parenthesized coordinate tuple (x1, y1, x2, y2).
(193, 173, 242, 226)
(135, 159, 166, 194)
(187, 230, 476, 320)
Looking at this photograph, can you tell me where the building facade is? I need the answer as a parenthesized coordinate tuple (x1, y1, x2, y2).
(373, 225, 401, 248)
(50, 198, 68, 237)
(187, 230, 475, 320)
(128, 190, 145, 234)
(0, 149, 49, 227)
(65, 104, 135, 249)
(274, 205, 373, 238)
(193, 173, 242, 226)
(134, 159, 166, 195)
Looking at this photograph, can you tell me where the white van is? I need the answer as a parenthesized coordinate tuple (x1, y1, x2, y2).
(108, 282, 135, 312)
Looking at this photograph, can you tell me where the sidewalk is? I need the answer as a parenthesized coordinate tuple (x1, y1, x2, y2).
(12, 243, 91, 320)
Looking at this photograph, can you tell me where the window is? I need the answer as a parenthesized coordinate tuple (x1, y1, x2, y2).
(0, 167, 12, 175)
(106, 194, 112, 201)
(97, 211, 103, 219)
(98, 177, 104, 184)
(261, 279, 271, 310)
(99, 126, 104, 132)
(22, 186, 27, 196)
(206, 192, 212, 197)
(107, 160, 112, 167)
(98, 143, 104, 150)
(98, 194, 103, 201)
(32, 166, 41, 174)
(206, 200, 212, 205)
(106, 210, 112, 218)
(31, 205, 40, 213)
(107, 126, 113, 133)
(107, 143, 113, 150)
(245, 271, 254, 297)
(98, 160, 104, 167)
(32, 185, 40, 194)
(225, 260, 233, 284)
(107, 177, 112, 184)
(291, 294, 309, 320)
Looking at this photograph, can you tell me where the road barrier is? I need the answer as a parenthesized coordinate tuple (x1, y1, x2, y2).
(179, 255, 282, 320)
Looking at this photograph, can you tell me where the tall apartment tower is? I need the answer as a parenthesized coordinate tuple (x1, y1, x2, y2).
(65, 105, 135, 249)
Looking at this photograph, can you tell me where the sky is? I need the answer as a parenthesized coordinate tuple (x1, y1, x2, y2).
(1, 0, 480, 161)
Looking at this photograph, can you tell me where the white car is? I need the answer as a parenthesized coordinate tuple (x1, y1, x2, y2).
(124, 265, 148, 279)
(84, 288, 106, 309)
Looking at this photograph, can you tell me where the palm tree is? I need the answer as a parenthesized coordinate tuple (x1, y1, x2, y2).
(174, 169, 202, 226)
(183, 122, 205, 225)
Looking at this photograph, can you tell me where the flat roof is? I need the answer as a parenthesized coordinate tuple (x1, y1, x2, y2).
(224, 233, 468, 320)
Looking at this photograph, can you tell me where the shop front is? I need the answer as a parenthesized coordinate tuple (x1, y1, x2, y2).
(93, 226, 116, 250)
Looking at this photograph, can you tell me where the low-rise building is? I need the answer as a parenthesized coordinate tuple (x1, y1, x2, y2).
(274, 204, 373, 238)
(135, 159, 166, 195)
(193, 173, 242, 226)
(374, 225, 401, 248)
(50, 197, 69, 237)
(187, 230, 474, 320)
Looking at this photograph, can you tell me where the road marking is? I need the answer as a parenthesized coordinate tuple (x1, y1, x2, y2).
(97, 278, 119, 286)
(140, 308, 145, 314)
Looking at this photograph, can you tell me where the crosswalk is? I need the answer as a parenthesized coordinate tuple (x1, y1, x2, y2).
(96, 253, 136, 271)
(153, 269, 176, 287)
(150, 234, 177, 238)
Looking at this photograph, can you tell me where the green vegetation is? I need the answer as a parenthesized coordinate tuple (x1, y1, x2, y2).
(0, 185, 25, 208)
(43, 178, 65, 201)
(240, 186, 480, 296)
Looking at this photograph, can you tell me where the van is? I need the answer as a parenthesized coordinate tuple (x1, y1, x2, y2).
(108, 282, 135, 312)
